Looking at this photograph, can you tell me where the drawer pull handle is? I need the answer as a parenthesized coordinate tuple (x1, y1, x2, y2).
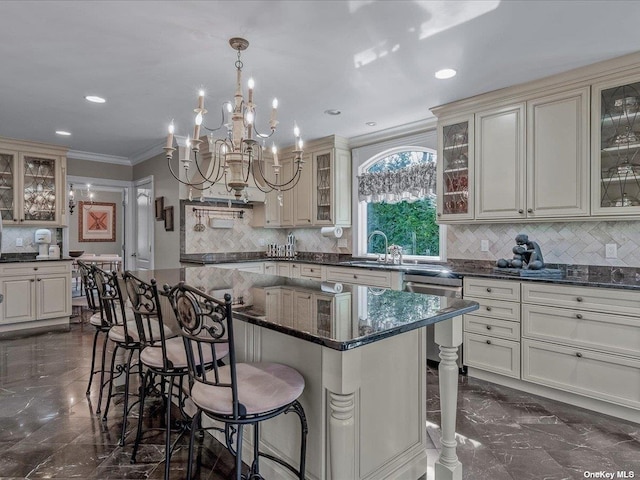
(576, 352, 582, 358)
(486, 339, 492, 345)
(576, 297, 583, 302)
(486, 306, 492, 311)
(486, 287, 492, 293)
(486, 325, 492, 330)
(576, 313, 583, 319)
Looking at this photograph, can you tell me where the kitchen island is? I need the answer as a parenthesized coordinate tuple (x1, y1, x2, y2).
(140, 265, 479, 480)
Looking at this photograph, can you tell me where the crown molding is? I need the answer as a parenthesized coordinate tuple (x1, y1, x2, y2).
(67, 149, 131, 166)
(128, 141, 166, 166)
(348, 117, 438, 149)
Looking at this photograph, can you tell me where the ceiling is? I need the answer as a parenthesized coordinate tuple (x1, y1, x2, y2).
(1, 0, 640, 163)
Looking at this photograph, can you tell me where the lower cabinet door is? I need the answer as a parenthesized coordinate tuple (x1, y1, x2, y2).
(37, 274, 71, 319)
(522, 339, 640, 409)
(1, 276, 36, 323)
(464, 332, 520, 378)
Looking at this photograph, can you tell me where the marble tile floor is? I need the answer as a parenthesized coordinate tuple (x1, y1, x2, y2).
(0, 317, 638, 480)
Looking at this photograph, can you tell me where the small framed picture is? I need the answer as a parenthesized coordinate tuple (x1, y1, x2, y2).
(164, 206, 174, 231)
(155, 197, 165, 220)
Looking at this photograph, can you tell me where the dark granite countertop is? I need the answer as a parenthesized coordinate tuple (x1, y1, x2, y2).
(136, 265, 478, 351)
(180, 253, 640, 290)
(0, 254, 73, 263)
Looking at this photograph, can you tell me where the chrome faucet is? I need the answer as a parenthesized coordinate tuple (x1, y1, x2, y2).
(368, 230, 388, 263)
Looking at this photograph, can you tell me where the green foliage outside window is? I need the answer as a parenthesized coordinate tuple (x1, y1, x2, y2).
(367, 199, 439, 256)
(364, 150, 439, 258)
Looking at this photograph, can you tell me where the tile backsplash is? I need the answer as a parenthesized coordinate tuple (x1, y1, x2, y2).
(183, 202, 351, 256)
(447, 221, 640, 267)
(1, 226, 62, 254)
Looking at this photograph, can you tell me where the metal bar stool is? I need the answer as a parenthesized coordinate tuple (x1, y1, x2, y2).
(124, 272, 225, 479)
(93, 265, 142, 446)
(164, 282, 308, 480)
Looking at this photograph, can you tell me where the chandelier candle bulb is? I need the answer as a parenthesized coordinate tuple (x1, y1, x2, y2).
(197, 90, 205, 110)
(272, 144, 279, 166)
(270, 98, 278, 128)
(247, 78, 254, 104)
(166, 122, 174, 149)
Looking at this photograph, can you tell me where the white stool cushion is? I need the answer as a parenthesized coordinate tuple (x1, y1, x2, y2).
(140, 337, 229, 370)
(108, 318, 174, 343)
(89, 312, 104, 327)
(190, 362, 305, 416)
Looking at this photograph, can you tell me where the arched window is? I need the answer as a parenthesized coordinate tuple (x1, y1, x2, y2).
(357, 147, 442, 260)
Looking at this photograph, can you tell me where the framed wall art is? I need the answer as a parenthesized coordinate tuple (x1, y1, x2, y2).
(79, 201, 116, 242)
(155, 196, 165, 220)
(164, 206, 174, 231)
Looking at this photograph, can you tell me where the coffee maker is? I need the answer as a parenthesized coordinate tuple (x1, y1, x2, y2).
(35, 229, 52, 260)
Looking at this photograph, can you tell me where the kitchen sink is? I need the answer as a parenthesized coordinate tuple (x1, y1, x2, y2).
(339, 260, 453, 274)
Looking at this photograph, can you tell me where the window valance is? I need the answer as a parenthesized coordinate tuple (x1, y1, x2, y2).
(357, 162, 436, 203)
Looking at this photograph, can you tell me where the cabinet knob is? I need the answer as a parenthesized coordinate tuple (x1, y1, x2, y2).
(20, 218, 24, 222)
(576, 352, 583, 358)
(486, 325, 492, 330)
(30, 279, 35, 283)
(13, 219, 17, 222)
(307, 219, 311, 223)
(34, 267, 38, 271)
(292, 265, 297, 268)
(486, 306, 492, 312)
(486, 339, 492, 345)
(527, 208, 533, 213)
(576, 313, 583, 319)
(486, 287, 492, 292)
(437, 213, 442, 217)
(518, 209, 524, 214)
(37, 279, 41, 282)
(576, 297, 583, 302)
(353, 275, 358, 279)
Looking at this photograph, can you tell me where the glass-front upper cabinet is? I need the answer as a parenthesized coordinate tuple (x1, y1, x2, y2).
(314, 151, 332, 224)
(0, 137, 66, 225)
(0, 150, 17, 221)
(22, 155, 58, 222)
(436, 114, 474, 221)
(593, 76, 640, 215)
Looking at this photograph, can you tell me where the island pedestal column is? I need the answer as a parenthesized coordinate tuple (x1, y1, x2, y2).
(435, 316, 464, 480)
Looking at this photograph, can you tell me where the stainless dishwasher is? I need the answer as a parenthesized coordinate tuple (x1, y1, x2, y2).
(402, 267, 464, 369)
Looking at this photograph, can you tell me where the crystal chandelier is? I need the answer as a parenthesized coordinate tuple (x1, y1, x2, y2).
(164, 37, 304, 201)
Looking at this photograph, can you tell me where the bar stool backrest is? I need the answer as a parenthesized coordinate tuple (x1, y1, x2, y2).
(123, 271, 175, 370)
(77, 259, 101, 315)
(164, 282, 243, 418)
(94, 266, 136, 344)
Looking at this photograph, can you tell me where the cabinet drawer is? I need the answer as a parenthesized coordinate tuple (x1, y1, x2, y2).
(325, 266, 399, 289)
(463, 332, 520, 378)
(462, 296, 520, 322)
(464, 314, 520, 341)
(522, 304, 640, 358)
(299, 264, 322, 279)
(463, 277, 520, 301)
(522, 282, 640, 317)
(522, 339, 640, 409)
(1, 261, 71, 276)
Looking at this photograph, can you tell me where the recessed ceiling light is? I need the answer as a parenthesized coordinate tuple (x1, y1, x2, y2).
(55, 130, 71, 136)
(324, 109, 341, 116)
(85, 95, 106, 103)
(366, 122, 377, 127)
(435, 68, 457, 79)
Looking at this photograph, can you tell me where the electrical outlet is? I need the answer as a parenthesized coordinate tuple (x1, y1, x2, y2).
(15, 238, 23, 247)
(480, 239, 489, 252)
(605, 243, 617, 259)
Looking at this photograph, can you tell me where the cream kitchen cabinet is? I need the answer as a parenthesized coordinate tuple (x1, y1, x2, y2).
(324, 265, 402, 289)
(254, 135, 351, 228)
(473, 87, 589, 220)
(591, 73, 640, 216)
(0, 137, 68, 226)
(0, 261, 72, 333)
(436, 114, 474, 221)
(462, 278, 521, 378)
(521, 282, 640, 409)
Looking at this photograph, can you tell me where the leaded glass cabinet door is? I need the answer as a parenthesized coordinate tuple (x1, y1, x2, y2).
(593, 75, 640, 215)
(0, 151, 17, 221)
(314, 150, 333, 225)
(436, 114, 474, 221)
(21, 154, 59, 223)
